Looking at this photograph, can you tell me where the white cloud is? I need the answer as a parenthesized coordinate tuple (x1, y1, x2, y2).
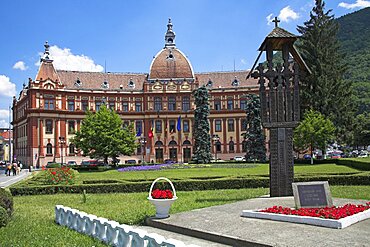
(339, 0, 370, 9)
(267, 6, 300, 25)
(13, 61, 28, 71)
(0, 109, 9, 119)
(279, 6, 300, 22)
(0, 75, 16, 97)
(0, 120, 9, 128)
(37, 45, 104, 72)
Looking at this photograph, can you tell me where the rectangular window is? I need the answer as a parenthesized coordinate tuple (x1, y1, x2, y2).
(136, 121, 142, 134)
(155, 120, 162, 133)
(82, 101, 88, 111)
(168, 96, 176, 111)
(154, 97, 162, 111)
(45, 120, 53, 134)
(169, 120, 176, 133)
(183, 120, 190, 132)
(240, 99, 246, 110)
(109, 101, 115, 110)
(228, 119, 234, 131)
(95, 101, 101, 111)
(227, 99, 233, 110)
(68, 121, 75, 134)
(68, 100, 75, 111)
(241, 119, 247, 131)
(122, 101, 129, 112)
(215, 120, 222, 132)
(214, 99, 221, 110)
(182, 96, 190, 111)
(44, 99, 54, 110)
(135, 101, 142, 112)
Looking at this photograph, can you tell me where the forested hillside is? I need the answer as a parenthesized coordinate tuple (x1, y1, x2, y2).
(337, 7, 370, 114)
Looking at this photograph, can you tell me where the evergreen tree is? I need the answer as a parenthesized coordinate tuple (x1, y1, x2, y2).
(241, 94, 266, 162)
(192, 86, 212, 164)
(294, 109, 335, 164)
(73, 104, 137, 164)
(296, 0, 355, 143)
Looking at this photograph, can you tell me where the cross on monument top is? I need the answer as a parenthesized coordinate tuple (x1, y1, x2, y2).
(272, 17, 280, 28)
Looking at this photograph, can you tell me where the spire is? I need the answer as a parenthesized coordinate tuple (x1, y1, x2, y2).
(41, 41, 53, 62)
(165, 18, 176, 47)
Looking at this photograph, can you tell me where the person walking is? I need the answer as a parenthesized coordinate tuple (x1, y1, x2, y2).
(6, 163, 11, 176)
(12, 162, 17, 176)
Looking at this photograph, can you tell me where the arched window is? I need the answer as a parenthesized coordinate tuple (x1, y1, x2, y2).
(229, 141, 235, 152)
(46, 143, 52, 155)
(183, 140, 191, 145)
(168, 140, 177, 146)
(155, 141, 163, 146)
(69, 144, 75, 155)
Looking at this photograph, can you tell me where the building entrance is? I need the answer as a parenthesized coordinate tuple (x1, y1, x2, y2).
(155, 148, 163, 163)
(169, 148, 177, 162)
(183, 148, 191, 163)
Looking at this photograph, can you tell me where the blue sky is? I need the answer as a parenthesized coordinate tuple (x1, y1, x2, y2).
(0, 0, 369, 127)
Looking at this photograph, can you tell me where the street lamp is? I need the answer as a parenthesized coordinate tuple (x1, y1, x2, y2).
(59, 136, 66, 166)
(139, 136, 146, 164)
(212, 134, 220, 162)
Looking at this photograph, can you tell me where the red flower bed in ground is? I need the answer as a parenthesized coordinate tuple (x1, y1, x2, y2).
(259, 202, 370, 220)
(151, 189, 174, 199)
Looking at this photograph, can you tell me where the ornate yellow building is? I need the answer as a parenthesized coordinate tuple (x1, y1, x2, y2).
(12, 19, 259, 167)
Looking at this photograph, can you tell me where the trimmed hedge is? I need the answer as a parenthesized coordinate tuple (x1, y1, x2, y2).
(0, 207, 9, 228)
(0, 188, 13, 217)
(9, 173, 370, 196)
(336, 159, 370, 171)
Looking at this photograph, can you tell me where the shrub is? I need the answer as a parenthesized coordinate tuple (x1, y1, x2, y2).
(0, 206, 9, 227)
(45, 167, 77, 185)
(46, 163, 62, 168)
(336, 159, 370, 171)
(0, 188, 13, 217)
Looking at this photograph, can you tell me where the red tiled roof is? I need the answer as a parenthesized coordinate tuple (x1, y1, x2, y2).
(35, 60, 60, 83)
(196, 70, 258, 89)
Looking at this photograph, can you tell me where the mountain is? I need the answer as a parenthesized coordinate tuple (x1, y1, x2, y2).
(337, 7, 370, 114)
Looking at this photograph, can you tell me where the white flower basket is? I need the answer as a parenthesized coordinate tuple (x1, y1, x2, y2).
(148, 177, 178, 219)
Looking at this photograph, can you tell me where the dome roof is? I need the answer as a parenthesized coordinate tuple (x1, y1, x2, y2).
(149, 47, 194, 80)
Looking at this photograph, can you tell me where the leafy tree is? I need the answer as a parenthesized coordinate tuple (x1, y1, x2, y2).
(73, 104, 137, 164)
(296, 0, 355, 143)
(351, 112, 370, 148)
(192, 86, 212, 164)
(294, 110, 335, 163)
(241, 94, 266, 162)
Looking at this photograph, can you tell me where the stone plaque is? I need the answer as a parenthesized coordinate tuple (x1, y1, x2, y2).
(292, 181, 333, 208)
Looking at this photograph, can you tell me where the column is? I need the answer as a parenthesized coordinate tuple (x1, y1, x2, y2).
(222, 118, 227, 153)
(39, 119, 44, 156)
(235, 117, 240, 153)
(55, 119, 60, 157)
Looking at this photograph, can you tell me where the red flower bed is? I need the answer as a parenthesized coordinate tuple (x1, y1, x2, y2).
(151, 189, 174, 199)
(260, 202, 370, 220)
(46, 167, 76, 185)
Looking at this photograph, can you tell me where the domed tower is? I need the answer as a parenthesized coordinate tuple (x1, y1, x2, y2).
(148, 18, 195, 83)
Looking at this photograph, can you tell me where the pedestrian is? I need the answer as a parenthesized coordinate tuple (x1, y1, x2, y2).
(7, 163, 11, 176)
(12, 162, 17, 176)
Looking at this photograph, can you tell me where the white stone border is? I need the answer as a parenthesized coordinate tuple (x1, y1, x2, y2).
(241, 208, 370, 229)
(55, 205, 200, 247)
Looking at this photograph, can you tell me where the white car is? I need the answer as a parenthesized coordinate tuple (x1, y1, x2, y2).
(234, 156, 246, 162)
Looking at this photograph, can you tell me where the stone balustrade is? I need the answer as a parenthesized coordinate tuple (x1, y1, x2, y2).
(55, 205, 199, 247)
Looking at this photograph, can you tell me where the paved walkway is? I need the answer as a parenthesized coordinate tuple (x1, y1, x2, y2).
(0, 169, 32, 188)
(147, 196, 370, 247)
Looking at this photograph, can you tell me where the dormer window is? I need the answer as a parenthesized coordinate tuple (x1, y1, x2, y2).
(206, 79, 213, 88)
(166, 50, 174, 60)
(232, 77, 239, 86)
(119, 84, 123, 90)
(74, 78, 82, 87)
(102, 81, 109, 89)
(128, 79, 135, 88)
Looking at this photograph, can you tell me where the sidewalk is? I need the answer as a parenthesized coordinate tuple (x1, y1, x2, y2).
(0, 169, 32, 188)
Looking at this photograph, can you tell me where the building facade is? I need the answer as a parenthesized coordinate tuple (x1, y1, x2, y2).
(12, 19, 260, 167)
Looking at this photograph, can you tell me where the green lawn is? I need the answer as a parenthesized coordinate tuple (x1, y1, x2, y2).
(76, 163, 361, 182)
(1, 186, 369, 246)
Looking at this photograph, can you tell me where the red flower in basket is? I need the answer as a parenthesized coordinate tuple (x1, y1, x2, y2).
(151, 189, 173, 199)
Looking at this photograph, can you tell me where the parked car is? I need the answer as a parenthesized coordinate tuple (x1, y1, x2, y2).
(164, 159, 176, 164)
(358, 151, 369, 158)
(80, 160, 103, 167)
(234, 156, 246, 162)
(67, 161, 77, 166)
(125, 159, 136, 164)
(303, 154, 311, 160)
